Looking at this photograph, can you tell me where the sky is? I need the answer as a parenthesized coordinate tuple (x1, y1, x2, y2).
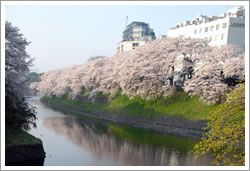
(5, 4, 239, 73)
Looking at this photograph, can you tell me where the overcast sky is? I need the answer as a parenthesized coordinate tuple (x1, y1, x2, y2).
(5, 4, 239, 72)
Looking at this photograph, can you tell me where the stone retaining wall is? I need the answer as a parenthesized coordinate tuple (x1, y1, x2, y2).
(5, 144, 46, 165)
(73, 95, 109, 104)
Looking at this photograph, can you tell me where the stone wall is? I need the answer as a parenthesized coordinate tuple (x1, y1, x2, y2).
(73, 95, 109, 104)
(5, 144, 46, 165)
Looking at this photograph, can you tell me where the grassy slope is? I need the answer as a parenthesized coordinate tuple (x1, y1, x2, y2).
(108, 91, 217, 120)
(6, 128, 42, 145)
(42, 91, 217, 120)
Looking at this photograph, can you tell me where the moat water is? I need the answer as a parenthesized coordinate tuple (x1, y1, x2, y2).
(27, 96, 213, 166)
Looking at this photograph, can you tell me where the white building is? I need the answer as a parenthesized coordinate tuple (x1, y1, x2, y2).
(167, 6, 245, 50)
(116, 21, 156, 53)
(116, 40, 145, 53)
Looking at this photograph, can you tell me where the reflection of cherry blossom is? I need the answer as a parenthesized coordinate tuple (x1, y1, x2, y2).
(43, 117, 213, 166)
(38, 37, 244, 103)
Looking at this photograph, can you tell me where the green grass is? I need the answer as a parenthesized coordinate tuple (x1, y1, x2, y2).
(107, 91, 217, 120)
(41, 91, 218, 121)
(41, 95, 108, 112)
(5, 128, 42, 145)
(155, 92, 217, 120)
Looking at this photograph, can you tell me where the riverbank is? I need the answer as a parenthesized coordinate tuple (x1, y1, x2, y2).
(41, 94, 212, 139)
(5, 128, 46, 165)
(42, 91, 217, 120)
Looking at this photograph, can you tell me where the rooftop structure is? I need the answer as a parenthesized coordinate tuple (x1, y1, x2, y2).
(123, 21, 156, 41)
(117, 21, 156, 53)
(167, 6, 245, 50)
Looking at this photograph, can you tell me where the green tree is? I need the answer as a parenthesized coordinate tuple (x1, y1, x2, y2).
(193, 83, 245, 166)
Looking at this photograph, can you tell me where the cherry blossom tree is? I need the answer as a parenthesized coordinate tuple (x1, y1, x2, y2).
(183, 45, 244, 103)
(38, 37, 244, 104)
(5, 21, 36, 130)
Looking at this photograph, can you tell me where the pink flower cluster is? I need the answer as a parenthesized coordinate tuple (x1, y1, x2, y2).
(38, 37, 244, 103)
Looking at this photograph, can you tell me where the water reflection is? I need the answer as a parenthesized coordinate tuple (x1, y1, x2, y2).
(43, 115, 212, 166)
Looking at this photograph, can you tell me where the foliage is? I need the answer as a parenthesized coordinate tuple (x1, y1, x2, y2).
(38, 37, 244, 104)
(26, 72, 41, 83)
(5, 21, 37, 130)
(193, 83, 245, 166)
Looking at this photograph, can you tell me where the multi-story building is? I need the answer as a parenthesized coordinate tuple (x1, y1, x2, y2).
(167, 6, 245, 50)
(123, 21, 156, 41)
(116, 21, 156, 53)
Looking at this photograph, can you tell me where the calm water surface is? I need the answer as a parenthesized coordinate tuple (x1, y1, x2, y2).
(27, 96, 213, 166)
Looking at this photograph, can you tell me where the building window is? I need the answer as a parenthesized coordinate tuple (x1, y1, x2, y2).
(216, 24, 220, 30)
(194, 29, 197, 34)
(222, 23, 227, 29)
(215, 35, 219, 41)
(209, 36, 213, 42)
(221, 34, 225, 40)
(199, 28, 202, 33)
(132, 43, 139, 47)
(210, 25, 214, 31)
(205, 27, 208, 32)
